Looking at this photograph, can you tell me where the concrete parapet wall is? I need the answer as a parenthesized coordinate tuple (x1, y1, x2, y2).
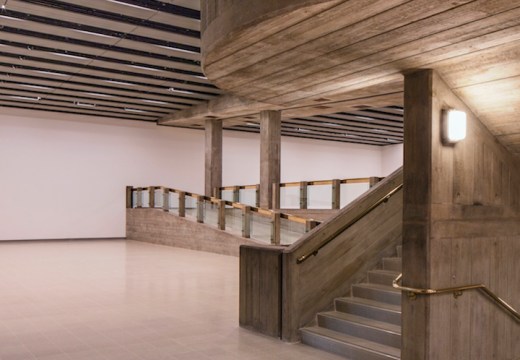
(126, 208, 262, 256)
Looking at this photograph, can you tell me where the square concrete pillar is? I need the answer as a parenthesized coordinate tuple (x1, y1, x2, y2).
(260, 110, 281, 209)
(205, 119, 222, 197)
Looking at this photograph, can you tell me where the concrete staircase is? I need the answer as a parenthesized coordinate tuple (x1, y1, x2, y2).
(300, 246, 402, 359)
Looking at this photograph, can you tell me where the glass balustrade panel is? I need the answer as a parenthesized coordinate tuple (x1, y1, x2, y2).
(307, 184, 332, 209)
(280, 218, 306, 245)
(132, 190, 138, 208)
(224, 206, 242, 235)
(220, 189, 233, 202)
(280, 187, 299, 209)
(202, 201, 218, 227)
(154, 189, 163, 209)
(340, 182, 370, 208)
(239, 189, 257, 206)
(250, 212, 271, 244)
(168, 192, 180, 215)
(185, 196, 198, 218)
(141, 190, 150, 208)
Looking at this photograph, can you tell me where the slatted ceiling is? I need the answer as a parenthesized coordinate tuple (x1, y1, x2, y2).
(162, 0, 200, 11)
(0, 100, 160, 121)
(7, 0, 201, 44)
(301, 116, 402, 134)
(0, 84, 181, 113)
(281, 121, 403, 142)
(0, 96, 160, 117)
(228, 126, 391, 146)
(0, 0, 405, 146)
(320, 114, 402, 129)
(0, 30, 203, 71)
(0, 88, 169, 115)
(218, 106, 404, 146)
(115, 39, 201, 62)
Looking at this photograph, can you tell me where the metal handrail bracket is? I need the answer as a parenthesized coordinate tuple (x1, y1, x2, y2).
(393, 273, 520, 323)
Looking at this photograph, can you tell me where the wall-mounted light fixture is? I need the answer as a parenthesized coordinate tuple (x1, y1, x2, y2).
(443, 109, 467, 144)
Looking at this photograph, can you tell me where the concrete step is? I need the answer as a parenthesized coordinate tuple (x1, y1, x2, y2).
(368, 270, 400, 287)
(335, 297, 401, 326)
(396, 245, 402, 258)
(301, 326, 400, 360)
(352, 283, 401, 306)
(318, 311, 401, 348)
(382, 257, 402, 272)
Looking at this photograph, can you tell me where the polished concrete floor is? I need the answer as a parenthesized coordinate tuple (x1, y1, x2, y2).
(0, 239, 344, 360)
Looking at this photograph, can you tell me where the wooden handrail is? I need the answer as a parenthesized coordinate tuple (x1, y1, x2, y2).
(218, 177, 375, 191)
(127, 186, 318, 233)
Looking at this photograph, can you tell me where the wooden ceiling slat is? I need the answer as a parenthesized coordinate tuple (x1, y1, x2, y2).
(7, 0, 200, 47)
(0, 99, 158, 121)
(281, 120, 403, 141)
(0, 70, 195, 107)
(0, 84, 181, 113)
(226, 126, 392, 146)
(0, 31, 202, 73)
(299, 116, 403, 134)
(0, 56, 213, 103)
(0, 88, 168, 116)
(315, 114, 402, 128)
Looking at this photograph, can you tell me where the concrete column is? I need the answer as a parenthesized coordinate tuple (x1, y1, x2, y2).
(259, 110, 281, 208)
(204, 119, 222, 197)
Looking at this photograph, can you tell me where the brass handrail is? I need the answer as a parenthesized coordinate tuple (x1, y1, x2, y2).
(393, 274, 520, 322)
(296, 183, 403, 264)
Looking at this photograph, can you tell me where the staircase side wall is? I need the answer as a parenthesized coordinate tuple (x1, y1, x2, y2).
(281, 169, 403, 341)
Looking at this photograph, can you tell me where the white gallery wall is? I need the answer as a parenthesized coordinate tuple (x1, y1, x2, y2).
(0, 109, 402, 240)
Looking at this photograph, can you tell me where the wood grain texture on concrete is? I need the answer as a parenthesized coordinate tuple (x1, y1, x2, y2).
(204, 119, 222, 197)
(200, 0, 520, 154)
(239, 244, 285, 338)
(402, 69, 520, 360)
(126, 208, 263, 256)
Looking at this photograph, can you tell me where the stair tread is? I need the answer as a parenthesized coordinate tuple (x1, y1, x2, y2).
(337, 296, 401, 313)
(319, 311, 401, 335)
(353, 283, 401, 293)
(301, 326, 401, 359)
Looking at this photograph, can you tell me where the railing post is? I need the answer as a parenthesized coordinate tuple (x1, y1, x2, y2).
(162, 188, 169, 212)
(178, 191, 186, 217)
(149, 187, 155, 208)
(369, 177, 381, 188)
(255, 184, 260, 207)
(242, 206, 251, 238)
(271, 211, 281, 245)
(136, 188, 143, 208)
(126, 186, 133, 208)
(272, 182, 280, 210)
(331, 179, 341, 209)
(217, 200, 226, 230)
(305, 219, 319, 233)
(233, 186, 240, 203)
(196, 195, 204, 223)
(300, 181, 308, 209)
